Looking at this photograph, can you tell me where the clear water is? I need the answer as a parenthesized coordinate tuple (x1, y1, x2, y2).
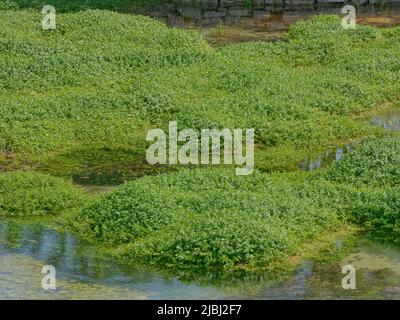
(0, 222, 223, 300)
(1, 221, 400, 299)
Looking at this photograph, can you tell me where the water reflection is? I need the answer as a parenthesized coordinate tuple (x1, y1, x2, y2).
(300, 143, 358, 172)
(1, 221, 400, 299)
(0, 221, 226, 299)
(255, 243, 400, 299)
(372, 109, 400, 132)
(142, 3, 400, 45)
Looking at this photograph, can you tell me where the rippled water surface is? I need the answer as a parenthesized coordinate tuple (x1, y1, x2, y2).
(1, 221, 400, 300)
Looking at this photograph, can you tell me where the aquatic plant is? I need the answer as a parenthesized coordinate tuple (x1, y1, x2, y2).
(319, 137, 400, 243)
(0, 171, 87, 217)
(1, 12, 397, 175)
(1, 9, 400, 275)
(78, 136, 400, 271)
(78, 168, 340, 271)
(323, 137, 400, 187)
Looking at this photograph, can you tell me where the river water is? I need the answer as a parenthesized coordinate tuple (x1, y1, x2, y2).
(141, 3, 400, 45)
(1, 5, 400, 299)
(1, 221, 400, 300)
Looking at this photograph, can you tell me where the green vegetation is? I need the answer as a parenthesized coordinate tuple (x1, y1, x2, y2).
(0, 8, 208, 174)
(76, 137, 400, 273)
(0, 7, 399, 277)
(1, 0, 174, 12)
(1, 11, 398, 176)
(323, 138, 400, 187)
(0, 171, 87, 217)
(321, 138, 400, 243)
(78, 168, 340, 272)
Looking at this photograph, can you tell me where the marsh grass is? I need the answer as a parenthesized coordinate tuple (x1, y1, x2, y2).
(0, 171, 88, 217)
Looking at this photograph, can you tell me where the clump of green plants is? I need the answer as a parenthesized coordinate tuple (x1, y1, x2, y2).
(0, 171, 87, 217)
(322, 137, 400, 187)
(77, 136, 400, 272)
(340, 186, 400, 243)
(78, 168, 340, 271)
(295, 177, 400, 244)
(1, 0, 175, 12)
(314, 137, 400, 242)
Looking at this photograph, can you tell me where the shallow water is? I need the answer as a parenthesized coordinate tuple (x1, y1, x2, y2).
(140, 3, 400, 45)
(1, 221, 400, 299)
(299, 108, 400, 171)
(0, 222, 223, 300)
(261, 243, 400, 299)
(371, 108, 400, 132)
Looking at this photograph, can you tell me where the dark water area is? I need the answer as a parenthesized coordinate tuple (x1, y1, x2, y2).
(136, 3, 400, 45)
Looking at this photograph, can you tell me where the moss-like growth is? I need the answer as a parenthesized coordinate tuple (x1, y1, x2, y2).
(0, 171, 87, 217)
(323, 137, 400, 187)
